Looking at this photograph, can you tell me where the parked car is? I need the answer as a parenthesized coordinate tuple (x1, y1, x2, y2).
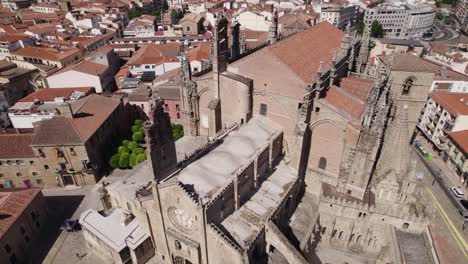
(451, 187, 465, 199)
(460, 199, 468, 210)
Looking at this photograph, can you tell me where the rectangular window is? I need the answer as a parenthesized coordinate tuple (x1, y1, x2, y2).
(259, 103, 267, 116)
(0, 173, 3, 177)
(29, 160, 34, 165)
(16, 172, 21, 177)
(35, 179, 43, 186)
(32, 172, 38, 177)
(44, 165, 49, 170)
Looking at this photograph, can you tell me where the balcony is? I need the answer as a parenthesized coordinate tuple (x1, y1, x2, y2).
(439, 135, 448, 142)
(442, 123, 454, 133)
(446, 117, 455, 126)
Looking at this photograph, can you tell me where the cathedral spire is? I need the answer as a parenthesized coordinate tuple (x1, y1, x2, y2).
(357, 26, 370, 73)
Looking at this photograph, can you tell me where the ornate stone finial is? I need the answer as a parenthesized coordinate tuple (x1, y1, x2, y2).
(346, 21, 352, 34)
(316, 61, 323, 80)
(332, 50, 338, 64)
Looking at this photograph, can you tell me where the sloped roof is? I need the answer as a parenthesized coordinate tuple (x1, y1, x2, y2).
(14, 46, 81, 61)
(0, 132, 35, 158)
(32, 94, 122, 145)
(19, 87, 95, 102)
(449, 130, 468, 154)
(339, 77, 374, 102)
(266, 22, 345, 83)
(391, 53, 440, 72)
(126, 43, 180, 66)
(429, 92, 468, 116)
(53, 60, 108, 76)
(323, 86, 365, 120)
(0, 188, 42, 239)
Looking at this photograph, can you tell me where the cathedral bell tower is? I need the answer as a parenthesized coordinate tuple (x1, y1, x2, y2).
(179, 52, 200, 136)
(143, 95, 177, 181)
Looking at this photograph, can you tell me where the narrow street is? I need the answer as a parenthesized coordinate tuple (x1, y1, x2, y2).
(414, 151, 468, 263)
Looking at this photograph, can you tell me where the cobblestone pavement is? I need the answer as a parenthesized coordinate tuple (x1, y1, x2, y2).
(416, 157, 468, 264)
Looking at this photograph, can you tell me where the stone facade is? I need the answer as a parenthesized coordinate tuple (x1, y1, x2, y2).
(83, 18, 436, 264)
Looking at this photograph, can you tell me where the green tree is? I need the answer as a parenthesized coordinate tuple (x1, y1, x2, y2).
(370, 20, 383, 38)
(355, 20, 365, 35)
(133, 148, 145, 155)
(132, 131, 144, 142)
(136, 153, 147, 163)
(119, 152, 130, 168)
(131, 124, 142, 133)
(128, 141, 139, 151)
(118, 145, 130, 154)
(171, 123, 184, 141)
(134, 119, 144, 126)
(122, 140, 130, 147)
(110, 154, 120, 168)
(170, 9, 183, 25)
(129, 154, 138, 168)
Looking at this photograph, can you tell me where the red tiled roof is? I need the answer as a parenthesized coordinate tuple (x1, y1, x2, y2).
(0, 188, 42, 239)
(268, 22, 345, 83)
(339, 77, 374, 102)
(126, 43, 180, 65)
(0, 132, 35, 159)
(14, 46, 81, 61)
(32, 94, 122, 145)
(449, 130, 468, 154)
(19, 87, 95, 103)
(429, 92, 468, 116)
(323, 86, 365, 120)
(188, 42, 210, 61)
(53, 60, 108, 76)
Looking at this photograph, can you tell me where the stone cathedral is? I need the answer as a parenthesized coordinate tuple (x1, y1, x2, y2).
(83, 14, 436, 264)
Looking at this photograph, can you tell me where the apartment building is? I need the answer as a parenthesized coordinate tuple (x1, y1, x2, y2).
(364, 3, 435, 38)
(445, 130, 468, 181)
(417, 92, 468, 151)
(454, 0, 468, 33)
(319, 4, 358, 30)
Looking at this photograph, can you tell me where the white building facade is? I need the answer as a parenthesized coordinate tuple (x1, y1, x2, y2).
(364, 3, 435, 38)
(319, 5, 358, 30)
(417, 92, 468, 151)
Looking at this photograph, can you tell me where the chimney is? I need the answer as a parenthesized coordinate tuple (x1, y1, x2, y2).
(57, 102, 74, 118)
(120, 211, 133, 226)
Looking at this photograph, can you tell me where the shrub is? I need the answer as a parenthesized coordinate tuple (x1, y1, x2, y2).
(129, 154, 138, 168)
(134, 119, 144, 126)
(139, 126, 145, 133)
(133, 148, 145, 155)
(119, 152, 130, 168)
(172, 123, 184, 141)
(122, 140, 130, 147)
(118, 145, 130, 154)
(110, 154, 120, 168)
(136, 153, 147, 163)
(128, 141, 138, 151)
(131, 124, 141, 133)
(132, 131, 144, 142)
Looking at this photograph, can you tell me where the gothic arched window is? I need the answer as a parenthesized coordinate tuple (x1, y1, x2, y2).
(318, 157, 327, 170)
(402, 78, 414, 96)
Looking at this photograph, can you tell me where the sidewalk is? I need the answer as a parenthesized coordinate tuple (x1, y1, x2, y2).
(415, 136, 466, 193)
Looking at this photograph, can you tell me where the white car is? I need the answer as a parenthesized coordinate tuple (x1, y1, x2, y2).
(451, 187, 465, 199)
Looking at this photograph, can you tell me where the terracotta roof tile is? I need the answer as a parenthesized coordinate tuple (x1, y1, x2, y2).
(449, 130, 468, 154)
(339, 77, 374, 102)
(19, 87, 95, 102)
(14, 46, 81, 61)
(53, 60, 108, 76)
(0, 188, 42, 239)
(268, 22, 345, 83)
(126, 43, 180, 65)
(323, 86, 365, 120)
(429, 92, 468, 116)
(0, 132, 35, 158)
